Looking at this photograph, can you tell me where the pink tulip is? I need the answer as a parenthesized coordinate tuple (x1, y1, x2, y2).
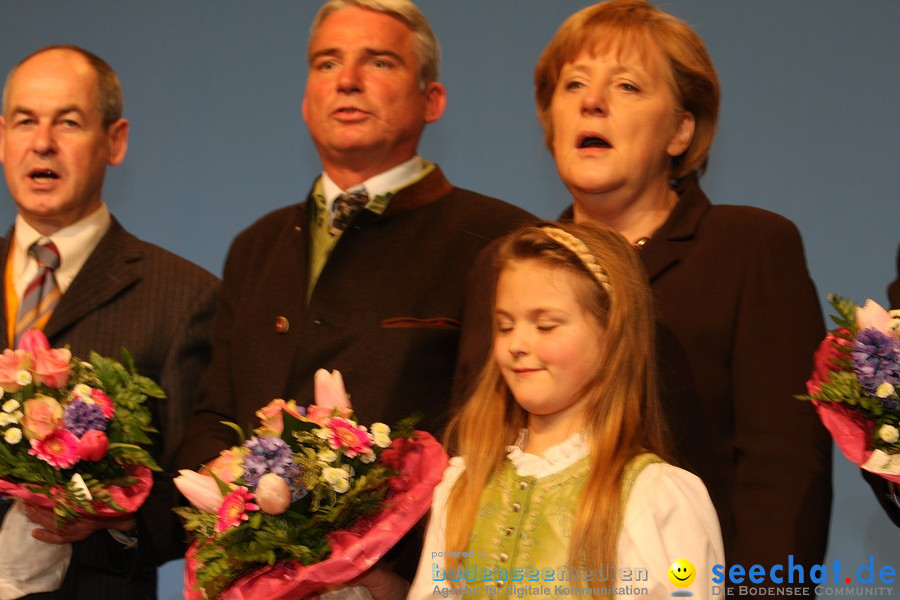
(314, 369, 352, 410)
(857, 299, 894, 336)
(77, 430, 109, 461)
(18, 329, 51, 353)
(308, 369, 354, 425)
(255, 473, 292, 515)
(174, 469, 226, 514)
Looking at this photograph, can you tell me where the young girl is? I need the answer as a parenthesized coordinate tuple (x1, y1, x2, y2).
(408, 223, 723, 599)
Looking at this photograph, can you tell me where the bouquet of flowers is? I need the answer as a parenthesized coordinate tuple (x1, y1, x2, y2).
(176, 369, 448, 599)
(800, 295, 900, 482)
(0, 329, 162, 596)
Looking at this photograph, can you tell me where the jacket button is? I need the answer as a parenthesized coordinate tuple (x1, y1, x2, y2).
(274, 316, 290, 333)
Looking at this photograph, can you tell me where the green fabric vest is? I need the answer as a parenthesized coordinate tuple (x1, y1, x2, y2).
(451, 453, 662, 596)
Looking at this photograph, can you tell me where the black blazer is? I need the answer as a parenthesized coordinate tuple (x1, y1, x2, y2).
(0, 218, 218, 599)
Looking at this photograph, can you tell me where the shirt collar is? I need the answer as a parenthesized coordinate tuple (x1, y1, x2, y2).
(320, 156, 426, 211)
(13, 204, 112, 293)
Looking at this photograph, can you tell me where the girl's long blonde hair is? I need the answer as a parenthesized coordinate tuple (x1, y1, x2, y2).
(444, 221, 669, 574)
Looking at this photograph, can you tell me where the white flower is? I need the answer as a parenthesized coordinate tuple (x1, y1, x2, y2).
(876, 383, 897, 399)
(370, 423, 392, 448)
(71, 384, 93, 400)
(359, 450, 376, 464)
(69, 473, 93, 501)
(0, 414, 9, 427)
(2, 399, 20, 413)
(317, 449, 337, 464)
(15, 370, 32, 387)
(878, 424, 899, 445)
(322, 466, 350, 494)
(10, 411, 22, 424)
(3, 428, 22, 444)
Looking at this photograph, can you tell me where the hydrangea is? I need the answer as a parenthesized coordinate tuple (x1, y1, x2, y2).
(852, 328, 900, 395)
(242, 436, 300, 490)
(63, 400, 108, 437)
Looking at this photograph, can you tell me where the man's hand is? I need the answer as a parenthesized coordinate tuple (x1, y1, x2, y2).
(22, 503, 136, 545)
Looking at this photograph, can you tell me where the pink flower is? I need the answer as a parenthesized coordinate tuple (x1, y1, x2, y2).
(22, 394, 64, 440)
(0, 349, 32, 392)
(77, 430, 109, 461)
(323, 417, 372, 458)
(18, 329, 50, 353)
(203, 446, 248, 484)
(216, 486, 258, 532)
(29, 428, 80, 468)
(91, 389, 115, 418)
(32, 347, 72, 388)
(255, 398, 304, 436)
(857, 299, 895, 336)
(255, 472, 292, 515)
(314, 369, 351, 410)
(175, 469, 227, 513)
(307, 369, 354, 425)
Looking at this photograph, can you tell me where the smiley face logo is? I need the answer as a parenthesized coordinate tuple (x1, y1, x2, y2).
(668, 559, 696, 588)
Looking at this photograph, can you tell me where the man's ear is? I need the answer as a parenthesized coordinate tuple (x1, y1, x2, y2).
(106, 118, 129, 166)
(423, 82, 447, 124)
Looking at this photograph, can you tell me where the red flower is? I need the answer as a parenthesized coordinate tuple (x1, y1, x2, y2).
(807, 329, 851, 395)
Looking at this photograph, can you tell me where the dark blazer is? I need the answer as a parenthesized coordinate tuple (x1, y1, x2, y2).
(177, 167, 533, 463)
(643, 181, 832, 580)
(566, 180, 831, 585)
(0, 218, 218, 599)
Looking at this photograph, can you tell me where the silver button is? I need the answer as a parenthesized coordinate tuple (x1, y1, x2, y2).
(511, 502, 521, 512)
(518, 481, 528, 490)
(499, 553, 509, 562)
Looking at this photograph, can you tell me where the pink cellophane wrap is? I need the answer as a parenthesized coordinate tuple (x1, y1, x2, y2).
(813, 401, 900, 484)
(806, 332, 900, 484)
(0, 464, 153, 514)
(184, 431, 448, 600)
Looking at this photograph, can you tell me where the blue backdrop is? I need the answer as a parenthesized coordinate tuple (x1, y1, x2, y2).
(2, 2, 897, 598)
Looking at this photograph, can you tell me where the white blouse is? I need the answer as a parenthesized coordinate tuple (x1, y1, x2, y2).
(409, 432, 725, 599)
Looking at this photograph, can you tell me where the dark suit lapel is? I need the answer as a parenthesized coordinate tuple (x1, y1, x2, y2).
(639, 180, 710, 282)
(44, 218, 142, 340)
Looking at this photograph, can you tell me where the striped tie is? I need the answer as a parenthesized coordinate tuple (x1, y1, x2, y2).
(15, 241, 61, 346)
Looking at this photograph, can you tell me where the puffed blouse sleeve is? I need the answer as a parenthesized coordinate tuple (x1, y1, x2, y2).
(408, 457, 466, 600)
(617, 463, 725, 600)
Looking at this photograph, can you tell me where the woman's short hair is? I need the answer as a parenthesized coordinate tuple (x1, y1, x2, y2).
(534, 0, 720, 181)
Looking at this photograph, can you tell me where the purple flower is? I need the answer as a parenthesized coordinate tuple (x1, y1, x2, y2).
(62, 400, 108, 437)
(852, 328, 900, 395)
(242, 436, 301, 494)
